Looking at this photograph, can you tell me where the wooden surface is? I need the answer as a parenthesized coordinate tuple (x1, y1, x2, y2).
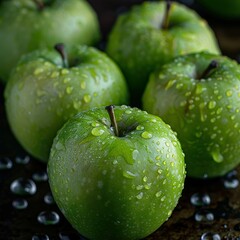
(1, 1, 240, 239)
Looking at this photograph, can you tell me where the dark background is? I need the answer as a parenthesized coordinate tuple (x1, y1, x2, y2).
(1, 0, 240, 239)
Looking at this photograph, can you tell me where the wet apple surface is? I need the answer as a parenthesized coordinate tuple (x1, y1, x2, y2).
(1, 0, 240, 239)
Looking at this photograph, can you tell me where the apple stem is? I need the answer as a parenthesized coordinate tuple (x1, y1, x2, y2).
(33, 0, 45, 11)
(162, 1, 172, 30)
(199, 60, 218, 79)
(105, 105, 119, 137)
(54, 43, 69, 68)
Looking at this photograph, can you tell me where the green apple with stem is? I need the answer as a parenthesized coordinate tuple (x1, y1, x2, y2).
(106, 1, 220, 105)
(4, 44, 129, 162)
(0, 0, 101, 83)
(143, 51, 240, 178)
(48, 105, 186, 240)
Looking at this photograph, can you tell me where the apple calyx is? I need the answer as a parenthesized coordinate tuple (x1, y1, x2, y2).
(162, 1, 172, 30)
(198, 60, 219, 79)
(54, 43, 69, 68)
(105, 105, 119, 137)
(33, 0, 45, 11)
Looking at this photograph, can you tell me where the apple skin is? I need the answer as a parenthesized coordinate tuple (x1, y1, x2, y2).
(106, 1, 220, 105)
(4, 45, 129, 162)
(48, 105, 186, 240)
(197, 0, 240, 19)
(0, 0, 100, 83)
(143, 51, 240, 178)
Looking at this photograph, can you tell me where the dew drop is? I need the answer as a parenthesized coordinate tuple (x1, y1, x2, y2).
(59, 232, 82, 240)
(91, 127, 104, 136)
(125, 109, 132, 114)
(34, 68, 43, 75)
(136, 125, 144, 130)
(200, 232, 221, 240)
(132, 149, 139, 160)
(44, 192, 55, 205)
(80, 81, 86, 89)
(0, 157, 13, 170)
(51, 71, 59, 78)
(190, 193, 211, 206)
(32, 171, 48, 182)
(123, 170, 137, 179)
(208, 101, 216, 109)
(37, 211, 60, 225)
(155, 191, 162, 198)
(211, 148, 224, 163)
(226, 90, 233, 97)
(15, 155, 30, 164)
(10, 178, 37, 196)
(91, 121, 100, 127)
(61, 69, 69, 75)
(66, 86, 73, 94)
(83, 94, 91, 103)
(32, 234, 50, 240)
(194, 209, 214, 222)
(12, 198, 28, 209)
(136, 192, 143, 200)
(223, 177, 239, 189)
(141, 131, 152, 139)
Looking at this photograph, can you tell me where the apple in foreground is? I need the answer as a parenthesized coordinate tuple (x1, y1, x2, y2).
(4, 44, 129, 162)
(106, 1, 220, 105)
(0, 0, 100, 83)
(143, 51, 240, 178)
(48, 105, 186, 240)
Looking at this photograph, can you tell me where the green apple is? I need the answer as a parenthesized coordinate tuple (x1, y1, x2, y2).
(0, 0, 101, 83)
(106, 1, 220, 105)
(197, 0, 240, 19)
(4, 44, 129, 162)
(48, 105, 186, 240)
(143, 51, 240, 178)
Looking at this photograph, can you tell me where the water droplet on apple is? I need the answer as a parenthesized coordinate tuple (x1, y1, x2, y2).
(91, 121, 100, 127)
(123, 170, 137, 179)
(136, 192, 143, 200)
(91, 127, 104, 136)
(200, 232, 221, 240)
(136, 125, 144, 130)
(12, 198, 28, 209)
(143, 176, 148, 182)
(0, 157, 13, 170)
(195, 84, 203, 94)
(80, 81, 86, 89)
(155, 191, 162, 198)
(211, 148, 224, 163)
(141, 131, 152, 139)
(125, 109, 132, 114)
(112, 160, 118, 165)
(10, 178, 37, 196)
(51, 71, 59, 78)
(66, 86, 73, 94)
(32, 234, 50, 240)
(208, 101, 216, 109)
(34, 68, 44, 75)
(37, 211, 60, 225)
(226, 90, 233, 97)
(61, 69, 69, 75)
(83, 94, 91, 103)
(190, 193, 211, 206)
(132, 149, 139, 160)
